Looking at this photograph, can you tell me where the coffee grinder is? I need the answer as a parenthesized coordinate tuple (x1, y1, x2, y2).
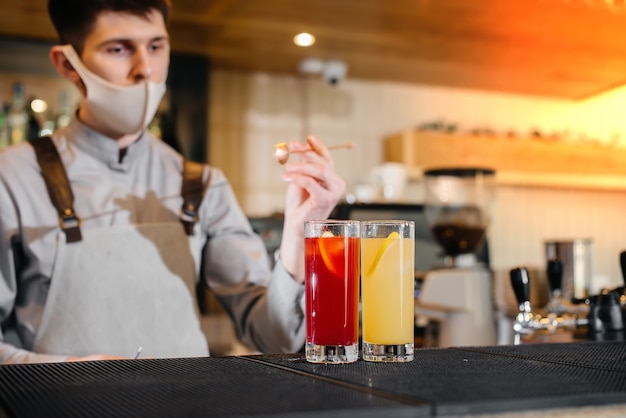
(414, 168, 497, 347)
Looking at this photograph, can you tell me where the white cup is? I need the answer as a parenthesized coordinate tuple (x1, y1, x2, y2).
(370, 163, 408, 201)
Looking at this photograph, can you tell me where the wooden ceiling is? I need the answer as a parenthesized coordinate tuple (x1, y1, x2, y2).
(3, 0, 626, 99)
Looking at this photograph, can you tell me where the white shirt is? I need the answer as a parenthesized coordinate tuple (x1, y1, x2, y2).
(0, 118, 305, 363)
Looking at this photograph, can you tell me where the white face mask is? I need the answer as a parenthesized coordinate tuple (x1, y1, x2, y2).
(61, 44, 166, 136)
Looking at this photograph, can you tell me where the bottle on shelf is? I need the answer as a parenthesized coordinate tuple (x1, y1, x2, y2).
(26, 97, 42, 140)
(56, 90, 71, 129)
(39, 119, 55, 137)
(7, 82, 27, 145)
(37, 98, 56, 137)
(0, 103, 9, 149)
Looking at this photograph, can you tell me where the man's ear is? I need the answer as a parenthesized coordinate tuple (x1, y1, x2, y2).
(49, 46, 81, 85)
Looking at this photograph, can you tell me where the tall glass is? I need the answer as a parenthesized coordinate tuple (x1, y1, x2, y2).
(361, 220, 415, 362)
(304, 220, 360, 363)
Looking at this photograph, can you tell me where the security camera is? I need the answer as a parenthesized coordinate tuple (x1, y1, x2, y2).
(323, 60, 348, 86)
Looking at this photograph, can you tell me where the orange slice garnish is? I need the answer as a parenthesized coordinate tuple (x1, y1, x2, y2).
(366, 231, 400, 275)
(318, 231, 346, 277)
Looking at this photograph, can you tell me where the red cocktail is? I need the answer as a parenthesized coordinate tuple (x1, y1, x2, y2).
(304, 220, 360, 363)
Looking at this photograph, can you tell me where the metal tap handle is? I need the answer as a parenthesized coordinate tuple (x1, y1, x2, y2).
(510, 267, 531, 307)
(619, 251, 626, 287)
(587, 291, 624, 340)
(614, 251, 626, 301)
(547, 258, 563, 293)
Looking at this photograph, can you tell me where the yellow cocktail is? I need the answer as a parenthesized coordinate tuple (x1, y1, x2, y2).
(361, 221, 415, 362)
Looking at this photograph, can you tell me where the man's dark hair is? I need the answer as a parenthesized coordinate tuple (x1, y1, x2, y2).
(48, 0, 172, 52)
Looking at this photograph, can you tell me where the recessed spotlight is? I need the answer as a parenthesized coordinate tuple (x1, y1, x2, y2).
(294, 32, 315, 47)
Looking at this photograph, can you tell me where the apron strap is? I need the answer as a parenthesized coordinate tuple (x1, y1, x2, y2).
(30, 136, 206, 240)
(180, 160, 208, 235)
(30, 136, 82, 243)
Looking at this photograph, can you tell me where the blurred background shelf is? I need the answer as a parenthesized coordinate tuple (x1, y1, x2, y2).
(383, 130, 626, 190)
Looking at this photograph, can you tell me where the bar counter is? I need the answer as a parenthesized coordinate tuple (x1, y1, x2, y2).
(0, 341, 624, 417)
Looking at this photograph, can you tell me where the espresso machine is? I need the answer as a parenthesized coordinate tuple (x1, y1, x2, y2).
(414, 168, 497, 347)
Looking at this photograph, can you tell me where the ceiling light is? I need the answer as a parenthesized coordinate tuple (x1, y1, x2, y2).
(294, 33, 315, 47)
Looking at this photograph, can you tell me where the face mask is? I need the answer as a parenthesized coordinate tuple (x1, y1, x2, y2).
(61, 44, 166, 136)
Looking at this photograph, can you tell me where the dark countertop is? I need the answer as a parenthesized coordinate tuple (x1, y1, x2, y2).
(0, 341, 624, 418)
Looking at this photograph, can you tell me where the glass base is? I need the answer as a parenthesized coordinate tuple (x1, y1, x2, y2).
(305, 342, 358, 364)
(362, 342, 414, 362)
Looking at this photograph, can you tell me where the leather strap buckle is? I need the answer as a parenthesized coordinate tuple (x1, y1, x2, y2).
(58, 210, 82, 243)
(59, 210, 81, 230)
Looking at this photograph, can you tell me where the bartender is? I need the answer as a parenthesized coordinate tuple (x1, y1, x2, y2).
(0, 0, 346, 363)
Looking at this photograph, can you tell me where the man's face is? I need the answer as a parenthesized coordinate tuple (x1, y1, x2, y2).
(78, 9, 170, 87)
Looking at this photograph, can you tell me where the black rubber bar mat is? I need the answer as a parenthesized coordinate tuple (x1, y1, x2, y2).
(0, 356, 425, 418)
(251, 341, 626, 416)
(455, 341, 626, 371)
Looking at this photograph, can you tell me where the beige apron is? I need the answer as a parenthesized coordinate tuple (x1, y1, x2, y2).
(32, 222, 209, 358)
